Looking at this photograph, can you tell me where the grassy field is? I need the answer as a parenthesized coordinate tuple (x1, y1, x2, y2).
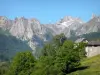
(67, 55, 100, 75)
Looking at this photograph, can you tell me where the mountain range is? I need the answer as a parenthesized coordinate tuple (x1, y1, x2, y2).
(0, 14, 100, 59)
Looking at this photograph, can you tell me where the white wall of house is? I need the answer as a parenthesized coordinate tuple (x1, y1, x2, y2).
(85, 46, 100, 57)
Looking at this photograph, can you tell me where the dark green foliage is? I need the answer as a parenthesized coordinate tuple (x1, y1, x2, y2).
(41, 33, 67, 56)
(52, 33, 67, 47)
(4, 34, 86, 75)
(31, 56, 56, 75)
(54, 40, 80, 74)
(75, 42, 87, 59)
(69, 32, 100, 41)
(6, 52, 35, 75)
(82, 32, 100, 41)
(32, 34, 86, 75)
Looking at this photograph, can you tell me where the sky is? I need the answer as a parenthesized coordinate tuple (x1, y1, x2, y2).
(0, 0, 100, 24)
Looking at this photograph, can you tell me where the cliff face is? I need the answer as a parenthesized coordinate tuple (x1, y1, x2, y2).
(0, 16, 13, 30)
(0, 16, 47, 52)
(76, 16, 100, 36)
(9, 17, 47, 51)
(0, 15, 100, 53)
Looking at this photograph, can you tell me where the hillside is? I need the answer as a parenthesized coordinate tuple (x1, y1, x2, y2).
(69, 32, 100, 41)
(68, 55, 100, 75)
(0, 28, 32, 61)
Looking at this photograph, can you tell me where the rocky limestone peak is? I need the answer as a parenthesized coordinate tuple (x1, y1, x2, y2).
(59, 16, 83, 23)
(9, 17, 43, 51)
(10, 17, 28, 38)
(29, 18, 40, 24)
(0, 16, 8, 20)
(0, 16, 13, 30)
(0, 16, 8, 25)
(76, 15, 100, 36)
(88, 15, 100, 23)
(14, 17, 27, 23)
(28, 18, 42, 35)
(54, 16, 83, 33)
(91, 13, 97, 19)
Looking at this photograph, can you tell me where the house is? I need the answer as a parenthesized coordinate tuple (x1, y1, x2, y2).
(85, 41, 100, 57)
(75, 38, 100, 57)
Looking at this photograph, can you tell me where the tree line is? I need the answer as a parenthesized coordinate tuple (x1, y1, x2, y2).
(1, 34, 86, 75)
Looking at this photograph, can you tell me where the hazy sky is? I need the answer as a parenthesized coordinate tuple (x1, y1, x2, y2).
(0, 0, 100, 23)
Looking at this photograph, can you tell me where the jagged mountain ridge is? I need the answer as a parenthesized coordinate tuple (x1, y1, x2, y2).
(0, 15, 100, 53)
(44, 16, 83, 35)
(76, 16, 100, 36)
(0, 16, 53, 52)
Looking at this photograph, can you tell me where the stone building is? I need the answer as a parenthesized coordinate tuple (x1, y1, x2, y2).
(75, 38, 100, 57)
(85, 41, 100, 57)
